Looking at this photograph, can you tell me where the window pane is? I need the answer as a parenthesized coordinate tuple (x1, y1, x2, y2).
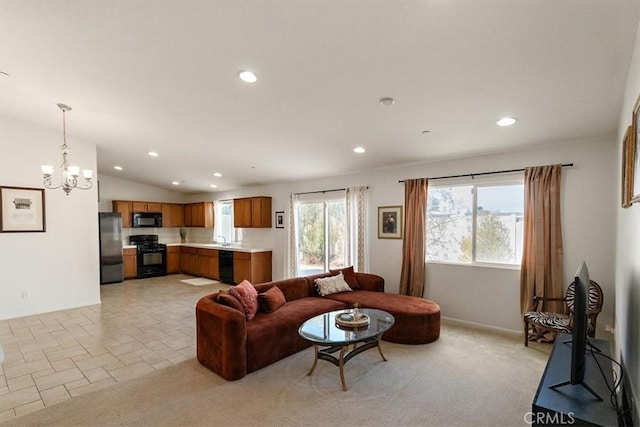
(297, 202, 325, 276)
(427, 186, 473, 263)
(328, 201, 346, 270)
(215, 201, 234, 243)
(475, 184, 524, 264)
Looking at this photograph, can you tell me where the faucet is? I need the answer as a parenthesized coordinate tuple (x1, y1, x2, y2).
(218, 236, 229, 246)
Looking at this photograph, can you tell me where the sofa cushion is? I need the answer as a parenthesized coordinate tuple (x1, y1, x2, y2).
(229, 280, 259, 320)
(329, 266, 360, 289)
(246, 297, 347, 373)
(216, 291, 244, 313)
(314, 272, 352, 296)
(259, 286, 286, 313)
(254, 277, 311, 301)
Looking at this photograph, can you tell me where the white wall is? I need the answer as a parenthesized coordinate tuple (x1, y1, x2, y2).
(615, 21, 640, 420)
(0, 116, 100, 320)
(192, 136, 617, 334)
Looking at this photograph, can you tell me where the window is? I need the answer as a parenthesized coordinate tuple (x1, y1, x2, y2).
(215, 200, 240, 243)
(426, 182, 524, 266)
(296, 195, 346, 276)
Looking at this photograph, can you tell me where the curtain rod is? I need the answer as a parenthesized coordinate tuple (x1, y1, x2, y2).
(294, 188, 346, 196)
(397, 163, 574, 183)
(294, 186, 369, 196)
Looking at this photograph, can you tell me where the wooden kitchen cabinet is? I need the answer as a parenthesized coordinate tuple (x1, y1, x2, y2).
(184, 202, 214, 228)
(162, 203, 185, 228)
(233, 251, 272, 284)
(132, 201, 162, 213)
(123, 248, 137, 279)
(112, 201, 133, 228)
(167, 246, 181, 274)
(197, 248, 219, 279)
(233, 197, 272, 228)
(181, 247, 198, 275)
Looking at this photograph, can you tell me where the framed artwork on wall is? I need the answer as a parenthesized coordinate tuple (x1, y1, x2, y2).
(0, 186, 46, 232)
(631, 95, 640, 204)
(622, 126, 634, 208)
(378, 205, 402, 239)
(275, 211, 285, 229)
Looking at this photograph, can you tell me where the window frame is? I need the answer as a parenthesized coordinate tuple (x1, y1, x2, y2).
(426, 177, 524, 270)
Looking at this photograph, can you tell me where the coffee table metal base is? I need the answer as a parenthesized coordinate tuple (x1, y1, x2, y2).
(306, 335, 388, 391)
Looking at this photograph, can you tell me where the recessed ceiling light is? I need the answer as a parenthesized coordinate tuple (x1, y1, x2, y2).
(172, 181, 180, 186)
(354, 147, 366, 154)
(213, 172, 222, 177)
(238, 70, 257, 83)
(113, 166, 123, 171)
(210, 184, 218, 189)
(379, 97, 395, 106)
(148, 151, 159, 157)
(422, 130, 431, 134)
(496, 117, 517, 127)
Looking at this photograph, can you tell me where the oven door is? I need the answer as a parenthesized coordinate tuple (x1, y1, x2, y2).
(137, 249, 167, 278)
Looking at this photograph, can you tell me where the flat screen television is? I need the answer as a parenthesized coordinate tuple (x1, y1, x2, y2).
(549, 261, 602, 400)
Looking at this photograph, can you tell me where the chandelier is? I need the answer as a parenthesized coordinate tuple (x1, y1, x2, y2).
(41, 103, 93, 195)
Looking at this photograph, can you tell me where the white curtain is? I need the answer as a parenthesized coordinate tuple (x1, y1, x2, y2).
(286, 193, 299, 278)
(346, 186, 368, 272)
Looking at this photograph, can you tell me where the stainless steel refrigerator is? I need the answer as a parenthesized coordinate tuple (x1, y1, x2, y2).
(99, 212, 124, 284)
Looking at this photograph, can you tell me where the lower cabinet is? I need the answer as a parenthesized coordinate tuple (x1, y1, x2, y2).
(167, 246, 181, 274)
(181, 247, 198, 275)
(123, 248, 137, 279)
(233, 251, 272, 284)
(197, 249, 219, 280)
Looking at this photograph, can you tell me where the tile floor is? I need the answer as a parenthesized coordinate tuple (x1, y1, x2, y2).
(0, 275, 228, 422)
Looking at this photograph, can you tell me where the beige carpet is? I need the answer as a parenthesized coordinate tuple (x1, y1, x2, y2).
(1, 323, 551, 427)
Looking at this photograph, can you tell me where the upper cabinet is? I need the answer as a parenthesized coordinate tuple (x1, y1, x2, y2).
(184, 202, 214, 228)
(132, 201, 162, 213)
(113, 200, 212, 228)
(162, 203, 185, 227)
(112, 201, 132, 228)
(233, 196, 272, 228)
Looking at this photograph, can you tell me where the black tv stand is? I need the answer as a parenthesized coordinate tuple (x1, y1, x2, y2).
(532, 333, 617, 426)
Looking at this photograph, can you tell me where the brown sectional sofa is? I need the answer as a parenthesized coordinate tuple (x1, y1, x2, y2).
(196, 270, 440, 381)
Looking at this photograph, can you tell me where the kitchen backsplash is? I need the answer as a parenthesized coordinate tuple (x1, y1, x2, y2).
(122, 227, 272, 247)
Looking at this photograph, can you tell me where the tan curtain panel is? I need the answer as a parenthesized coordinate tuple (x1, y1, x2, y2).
(399, 178, 428, 297)
(520, 164, 564, 314)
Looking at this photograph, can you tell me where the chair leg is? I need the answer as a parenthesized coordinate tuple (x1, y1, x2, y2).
(524, 319, 529, 347)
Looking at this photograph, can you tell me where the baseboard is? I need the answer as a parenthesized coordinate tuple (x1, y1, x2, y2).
(441, 316, 521, 337)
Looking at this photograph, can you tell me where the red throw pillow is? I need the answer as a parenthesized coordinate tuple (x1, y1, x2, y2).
(330, 266, 359, 289)
(259, 286, 286, 313)
(229, 280, 259, 320)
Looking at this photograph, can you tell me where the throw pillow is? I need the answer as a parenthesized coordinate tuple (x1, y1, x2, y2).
(315, 272, 353, 296)
(329, 266, 359, 289)
(216, 291, 244, 313)
(259, 286, 286, 313)
(229, 280, 259, 320)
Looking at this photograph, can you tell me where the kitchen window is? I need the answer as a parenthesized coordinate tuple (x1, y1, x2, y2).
(426, 181, 524, 267)
(215, 200, 240, 243)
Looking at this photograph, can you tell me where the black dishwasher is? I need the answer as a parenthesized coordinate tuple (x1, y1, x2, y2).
(219, 251, 234, 284)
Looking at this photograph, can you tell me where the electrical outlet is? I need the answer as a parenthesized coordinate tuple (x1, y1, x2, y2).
(21, 291, 29, 299)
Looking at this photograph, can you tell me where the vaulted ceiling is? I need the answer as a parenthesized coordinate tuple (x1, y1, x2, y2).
(1, 1, 638, 193)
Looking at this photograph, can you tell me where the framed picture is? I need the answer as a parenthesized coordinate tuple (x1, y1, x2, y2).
(622, 126, 634, 208)
(0, 186, 46, 232)
(631, 95, 640, 204)
(275, 211, 285, 229)
(378, 205, 402, 239)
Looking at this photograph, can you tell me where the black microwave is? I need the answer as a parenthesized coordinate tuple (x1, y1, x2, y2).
(132, 212, 162, 228)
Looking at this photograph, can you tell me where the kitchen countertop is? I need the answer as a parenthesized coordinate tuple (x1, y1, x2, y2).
(123, 243, 271, 253)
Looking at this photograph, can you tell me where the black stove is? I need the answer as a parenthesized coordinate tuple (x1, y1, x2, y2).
(129, 235, 167, 279)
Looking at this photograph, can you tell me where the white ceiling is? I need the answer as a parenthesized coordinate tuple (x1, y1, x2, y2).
(1, 1, 639, 193)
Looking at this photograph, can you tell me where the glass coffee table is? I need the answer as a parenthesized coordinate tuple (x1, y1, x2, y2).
(298, 308, 395, 391)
